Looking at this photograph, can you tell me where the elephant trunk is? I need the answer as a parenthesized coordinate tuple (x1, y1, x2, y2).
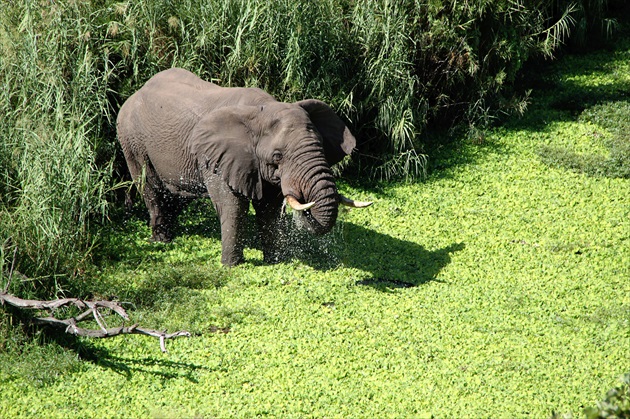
(301, 175, 339, 236)
(282, 152, 339, 235)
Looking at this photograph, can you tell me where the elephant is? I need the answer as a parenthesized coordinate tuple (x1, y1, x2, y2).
(117, 68, 371, 266)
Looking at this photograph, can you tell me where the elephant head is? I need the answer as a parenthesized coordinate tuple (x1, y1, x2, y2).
(190, 98, 370, 237)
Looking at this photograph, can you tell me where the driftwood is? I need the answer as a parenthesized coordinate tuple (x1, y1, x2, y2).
(0, 291, 190, 353)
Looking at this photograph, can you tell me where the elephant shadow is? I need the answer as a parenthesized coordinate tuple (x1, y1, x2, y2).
(166, 200, 464, 289)
(275, 218, 465, 290)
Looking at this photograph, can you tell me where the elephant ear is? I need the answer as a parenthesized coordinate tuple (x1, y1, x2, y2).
(296, 99, 356, 166)
(189, 107, 263, 200)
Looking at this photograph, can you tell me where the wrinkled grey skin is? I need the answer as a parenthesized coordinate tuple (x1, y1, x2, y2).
(117, 68, 355, 266)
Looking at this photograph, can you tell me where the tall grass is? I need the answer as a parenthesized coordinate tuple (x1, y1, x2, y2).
(0, 1, 113, 294)
(0, 0, 619, 290)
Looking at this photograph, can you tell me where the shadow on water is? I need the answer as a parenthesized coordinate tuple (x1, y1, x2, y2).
(21, 327, 207, 382)
(421, 30, 630, 178)
(498, 31, 630, 134)
(278, 218, 465, 291)
(108, 200, 465, 293)
(79, 346, 207, 382)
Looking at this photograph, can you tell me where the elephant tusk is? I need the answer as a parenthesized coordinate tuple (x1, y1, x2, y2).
(339, 194, 373, 208)
(285, 195, 315, 211)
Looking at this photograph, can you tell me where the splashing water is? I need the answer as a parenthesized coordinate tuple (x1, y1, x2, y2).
(275, 210, 343, 268)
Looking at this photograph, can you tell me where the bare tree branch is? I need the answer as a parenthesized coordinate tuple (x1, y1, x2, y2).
(0, 291, 190, 352)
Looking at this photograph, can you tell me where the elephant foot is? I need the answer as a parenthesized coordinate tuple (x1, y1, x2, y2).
(151, 225, 174, 243)
(221, 254, 245, 267)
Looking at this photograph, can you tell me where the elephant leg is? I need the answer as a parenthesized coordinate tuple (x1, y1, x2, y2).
(253, 189, 287, 264)
(204, 173, 249, 266)
(140, 181, 180, 243)
(123, 157, 180, 242)
(151, 192, 191, 242)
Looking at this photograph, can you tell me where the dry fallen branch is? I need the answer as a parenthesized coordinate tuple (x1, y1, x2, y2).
(0, 291, 190, 353)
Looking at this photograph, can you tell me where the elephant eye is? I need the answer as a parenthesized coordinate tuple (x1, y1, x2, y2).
(272, 152, 283, 164)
